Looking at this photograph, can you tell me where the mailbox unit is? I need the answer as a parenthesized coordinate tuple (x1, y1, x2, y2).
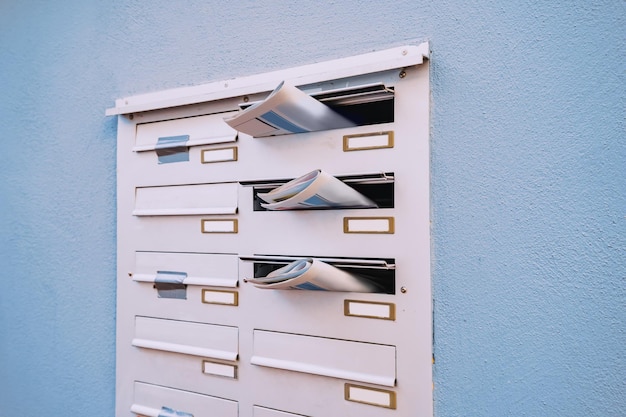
(110, 43, 432, 417)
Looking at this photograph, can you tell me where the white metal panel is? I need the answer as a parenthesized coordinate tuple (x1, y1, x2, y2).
(251, 330, 396, 387)
(223, 123, 399, 182)
(114, 43, 432, 417)
(133, 251, 238, 288)
(131, 382, 238, 417)
(133, 252, 238, 287)
(133, 182, 238, 216)
(129, 347, 241, 401)
(237, 204, 397, 259)
(134, 112, 238, 151)
(132, 316, 238, 361)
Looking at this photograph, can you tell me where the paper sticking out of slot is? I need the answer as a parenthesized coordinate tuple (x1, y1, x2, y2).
(257, 169, 377, 210)
(158, 406, 193, 417)
(246, 259, 378, 292)
(224, 81, 355, 137)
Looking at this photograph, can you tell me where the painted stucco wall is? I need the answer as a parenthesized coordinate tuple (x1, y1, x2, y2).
(1, 1, 623, 416)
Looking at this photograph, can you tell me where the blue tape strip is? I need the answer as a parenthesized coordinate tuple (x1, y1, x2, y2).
(155, 271, 187, 300)
(156, 135, 189, 164)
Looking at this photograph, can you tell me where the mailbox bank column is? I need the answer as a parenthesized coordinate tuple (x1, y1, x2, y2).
(110, 44, 432, 417)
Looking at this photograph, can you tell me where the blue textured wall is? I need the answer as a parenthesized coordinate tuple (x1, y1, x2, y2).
(1, 1, 623, 416)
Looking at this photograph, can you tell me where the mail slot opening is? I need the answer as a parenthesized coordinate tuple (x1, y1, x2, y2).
(248, 257, 395, 294)
(246, 172, 394, 211)
(232, 82, 394, 137)
(311, 84, 394, 127)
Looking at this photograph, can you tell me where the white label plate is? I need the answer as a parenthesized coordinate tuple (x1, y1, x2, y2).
(345, 384, 396, 409)
(201, 219, 238, 233)
(344, 300, 395, 320)
(343, 131, 393, 151)
(202, 289, 238, 306)
(201, 146, 238, 163)
(202, 360, 237, 379)
(344, 217, 394, 234)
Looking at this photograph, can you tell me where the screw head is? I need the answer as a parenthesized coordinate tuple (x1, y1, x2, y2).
(400, 286, 407, 293)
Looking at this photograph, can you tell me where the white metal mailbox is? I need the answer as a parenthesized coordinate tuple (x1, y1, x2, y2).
(111, 43, 432, 417)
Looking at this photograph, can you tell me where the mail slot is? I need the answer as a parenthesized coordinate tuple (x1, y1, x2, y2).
(235, 82, 394, 137)
(131, 252, 238, 304)
(245, 255, 395, 294)
(308, 83, 394, 127)
(133, 316, 238, 362)
(114, 43, 432, 417)
(251, 330, 396, 387)
(128, 111, 240, 187)
(133, 183, 238, 216)
(244, 172, 393, 211)
(131, 381, 238, 417)
(134, 112, 238, 153)
(133, 251, 238, 289)
(130, 348, 238, 400)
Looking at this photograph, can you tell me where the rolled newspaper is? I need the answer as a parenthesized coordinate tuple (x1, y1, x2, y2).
(257, 169, 377, 210)
(246, 259, 378, 292)
(224, 81, 355, 137)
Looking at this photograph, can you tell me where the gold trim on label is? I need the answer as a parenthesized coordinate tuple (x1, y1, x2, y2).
(344, 299, 396, 320)
(201, 219, 238, 233)
(344, 383, 397, 409)
(343, 217, 394, 234)
(201, 146, 238, 163)
(201, 289, 239, 306)
(343, 131, 394, 152)
(201, 359, 238, 379)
